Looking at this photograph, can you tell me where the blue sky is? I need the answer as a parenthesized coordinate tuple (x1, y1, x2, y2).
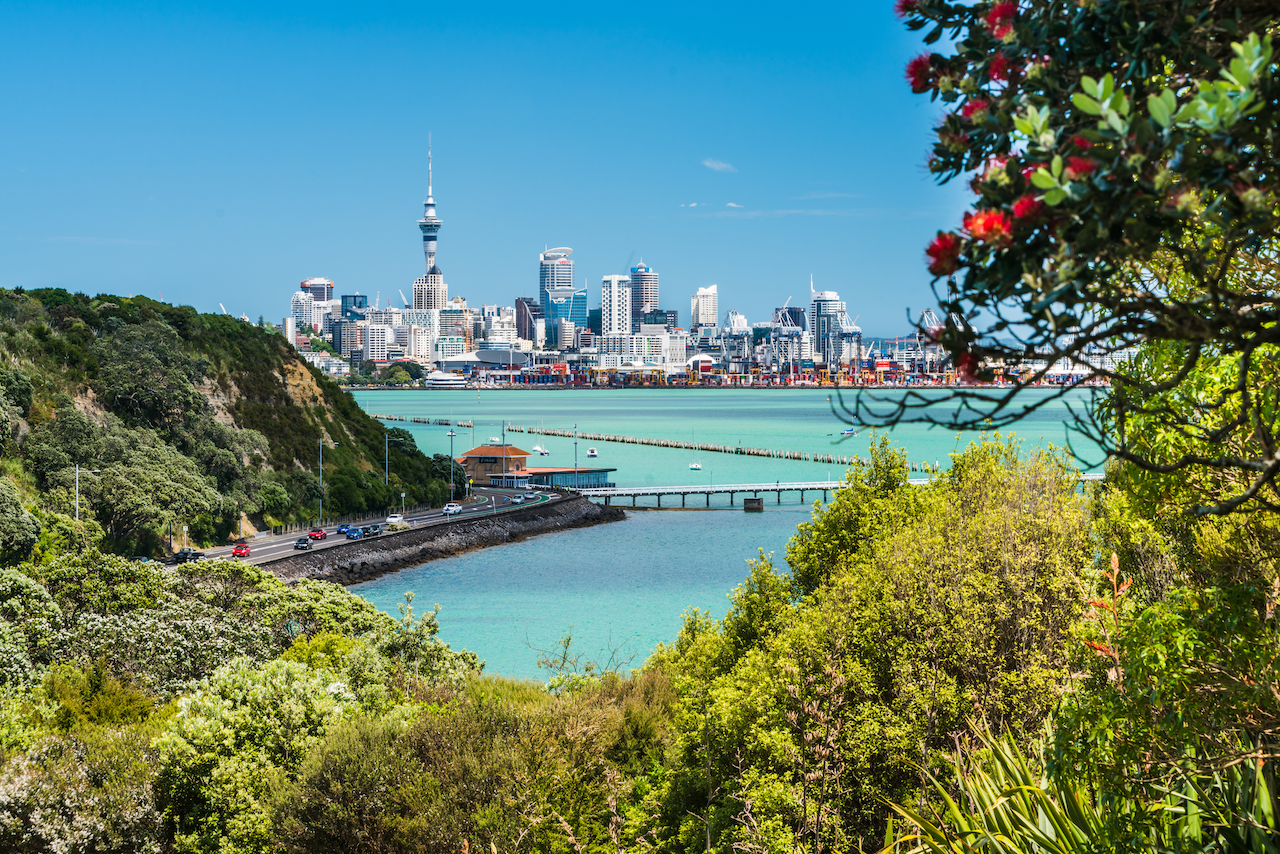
(1, 1, 969, 336)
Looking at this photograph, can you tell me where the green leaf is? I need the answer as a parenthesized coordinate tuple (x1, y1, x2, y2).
(1081, 75, 1099, 97)
(1106, 110, 1128, 134)
(1072, 93, 1102, 115)
(1031, 169, 1059, 190)
(1148, 93, 1172, 127)
(1099, 72, 1115, 100)
(1043, 188, 1068, 206)
(1051, 155, 1063, 178)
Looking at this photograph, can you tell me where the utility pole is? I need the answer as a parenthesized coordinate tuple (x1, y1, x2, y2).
(447, 430, 457, 502)
(573, 423, 578, 490)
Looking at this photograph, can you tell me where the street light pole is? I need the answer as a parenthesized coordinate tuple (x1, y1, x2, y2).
(447, 430, 457, 502)
(573, 423, 578, 490)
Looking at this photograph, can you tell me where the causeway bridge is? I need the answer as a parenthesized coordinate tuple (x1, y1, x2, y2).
(577, 473, 1104, 507)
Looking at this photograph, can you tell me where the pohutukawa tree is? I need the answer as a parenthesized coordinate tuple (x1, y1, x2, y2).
(849, 0, 1280, 514)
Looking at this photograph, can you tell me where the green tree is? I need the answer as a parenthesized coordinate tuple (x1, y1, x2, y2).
(0, 478, 40, 563)
(650, 435, 1092, 850)
(154, 658, 356, 854)
(866, 0, 1280, 515)
(94, 320, 209, 432)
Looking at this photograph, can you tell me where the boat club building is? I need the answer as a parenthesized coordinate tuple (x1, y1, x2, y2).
(457, 443, 615, 489)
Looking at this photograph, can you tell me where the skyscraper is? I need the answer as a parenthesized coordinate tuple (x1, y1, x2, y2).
(413, 138, 448, 310)
(300, 277, 334, 301)
(515, 297, 543, 342)
(539, 247, 575, 292)
(601, 275, 631, 335)
(690, 284, 718, 328)
(629, 261, 659, 329)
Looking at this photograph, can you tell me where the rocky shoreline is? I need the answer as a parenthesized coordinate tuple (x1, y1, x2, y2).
(259, 495, 626, 586)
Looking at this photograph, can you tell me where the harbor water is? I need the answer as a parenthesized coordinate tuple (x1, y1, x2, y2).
(350, 387, 1102, 678)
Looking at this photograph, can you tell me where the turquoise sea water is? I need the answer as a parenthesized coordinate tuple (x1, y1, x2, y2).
(350, 387, 1101, 678)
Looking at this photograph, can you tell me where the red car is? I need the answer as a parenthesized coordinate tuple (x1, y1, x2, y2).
(232, 543, 251, 558)
(307, 528, 327, 540)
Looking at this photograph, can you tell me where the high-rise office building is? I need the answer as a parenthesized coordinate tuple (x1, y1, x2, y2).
(341, 294, 369, 320)
(541, 284, 587, 349)
(629, 261, 659, 328)
(810, 287, 859, 366)
(413, 139, 448, 310)
(690, 284, 718, 328)
(539, 248, 582, 348)
(587, 308, 602, 336)
(539, 247, 575, 292)
(300, 277, 334, 301)
(601, 275, 631, 335)
(515, 297, 542, 342)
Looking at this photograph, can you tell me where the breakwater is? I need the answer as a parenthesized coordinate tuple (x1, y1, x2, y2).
(366, 416, 942, 472)
(507, 424, 942, 473)
(260, 495, 625, 586)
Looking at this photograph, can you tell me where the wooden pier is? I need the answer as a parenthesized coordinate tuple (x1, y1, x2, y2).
(577, 473, 1103, 508)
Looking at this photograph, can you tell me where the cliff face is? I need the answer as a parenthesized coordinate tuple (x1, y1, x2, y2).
(262, 497, 626, 586)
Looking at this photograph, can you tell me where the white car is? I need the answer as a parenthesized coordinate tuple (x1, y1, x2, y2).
(510, 494, 524, 504)
(386, 514, 405, 525)
(442, 503, 463, 516)
(524, 491, 538, 499)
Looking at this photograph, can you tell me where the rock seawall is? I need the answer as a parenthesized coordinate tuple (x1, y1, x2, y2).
(261, 496, 625, 586)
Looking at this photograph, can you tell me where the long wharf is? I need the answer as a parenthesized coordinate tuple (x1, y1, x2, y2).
(576, 473, 1105, 508)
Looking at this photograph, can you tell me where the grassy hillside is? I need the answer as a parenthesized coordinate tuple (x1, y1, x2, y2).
(0, 288, 461, 553)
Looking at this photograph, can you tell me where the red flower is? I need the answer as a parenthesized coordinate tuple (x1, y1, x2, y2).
(1065, 156, 1097, 180)
(989, 54, 1012, 81)
(925, 231, 962, 275)
(955, 352, 979, 382)
(894, 0, 918, 17)
(1070, 135, 1094, 150)
(1012, 195, 1043, 220)
(905, 54, 934, 93)
(960, 97, 991, 121)
(963, 208, 1013, 246)
(1021, 164, 1039, 184)
(985, 0, 1017, 40)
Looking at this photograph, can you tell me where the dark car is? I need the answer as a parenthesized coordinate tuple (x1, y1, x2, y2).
(173, 547, 205, 564)
(232, 543, 251, 558)
(307, 528, 327, 540)
(362, 524, 381, 537)
(293, 538, 312, 550)
(336, 523, 353, 534)
(345, 528, 363, 540)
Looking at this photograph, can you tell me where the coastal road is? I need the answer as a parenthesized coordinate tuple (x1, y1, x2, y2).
(193, 488, 563, 567)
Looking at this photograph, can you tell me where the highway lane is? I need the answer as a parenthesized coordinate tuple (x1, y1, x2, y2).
(193, 488, 562, 567)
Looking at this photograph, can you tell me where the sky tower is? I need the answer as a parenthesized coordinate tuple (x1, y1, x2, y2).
(419, 136, 442, 272)
(413, 135, 448, 309)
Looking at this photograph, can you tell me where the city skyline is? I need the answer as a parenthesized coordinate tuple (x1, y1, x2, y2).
(1, 0, 971, 334)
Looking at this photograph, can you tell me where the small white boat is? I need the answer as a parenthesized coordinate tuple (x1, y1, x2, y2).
(587, 447, 598, 458)
(840, 428, 858, 437)
(532, 443, 549, 455)
(688, 428, 702, 470)
(489, 436, 501, 443)
(689, 462, 702, 470)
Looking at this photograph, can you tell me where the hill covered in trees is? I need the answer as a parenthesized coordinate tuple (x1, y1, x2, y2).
(0, 288, 461, 555)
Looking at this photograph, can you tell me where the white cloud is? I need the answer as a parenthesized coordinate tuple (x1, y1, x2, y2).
(703, 158, 737, 172)
(726, 202, 743, 208)
(689, 202, 699, 207)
